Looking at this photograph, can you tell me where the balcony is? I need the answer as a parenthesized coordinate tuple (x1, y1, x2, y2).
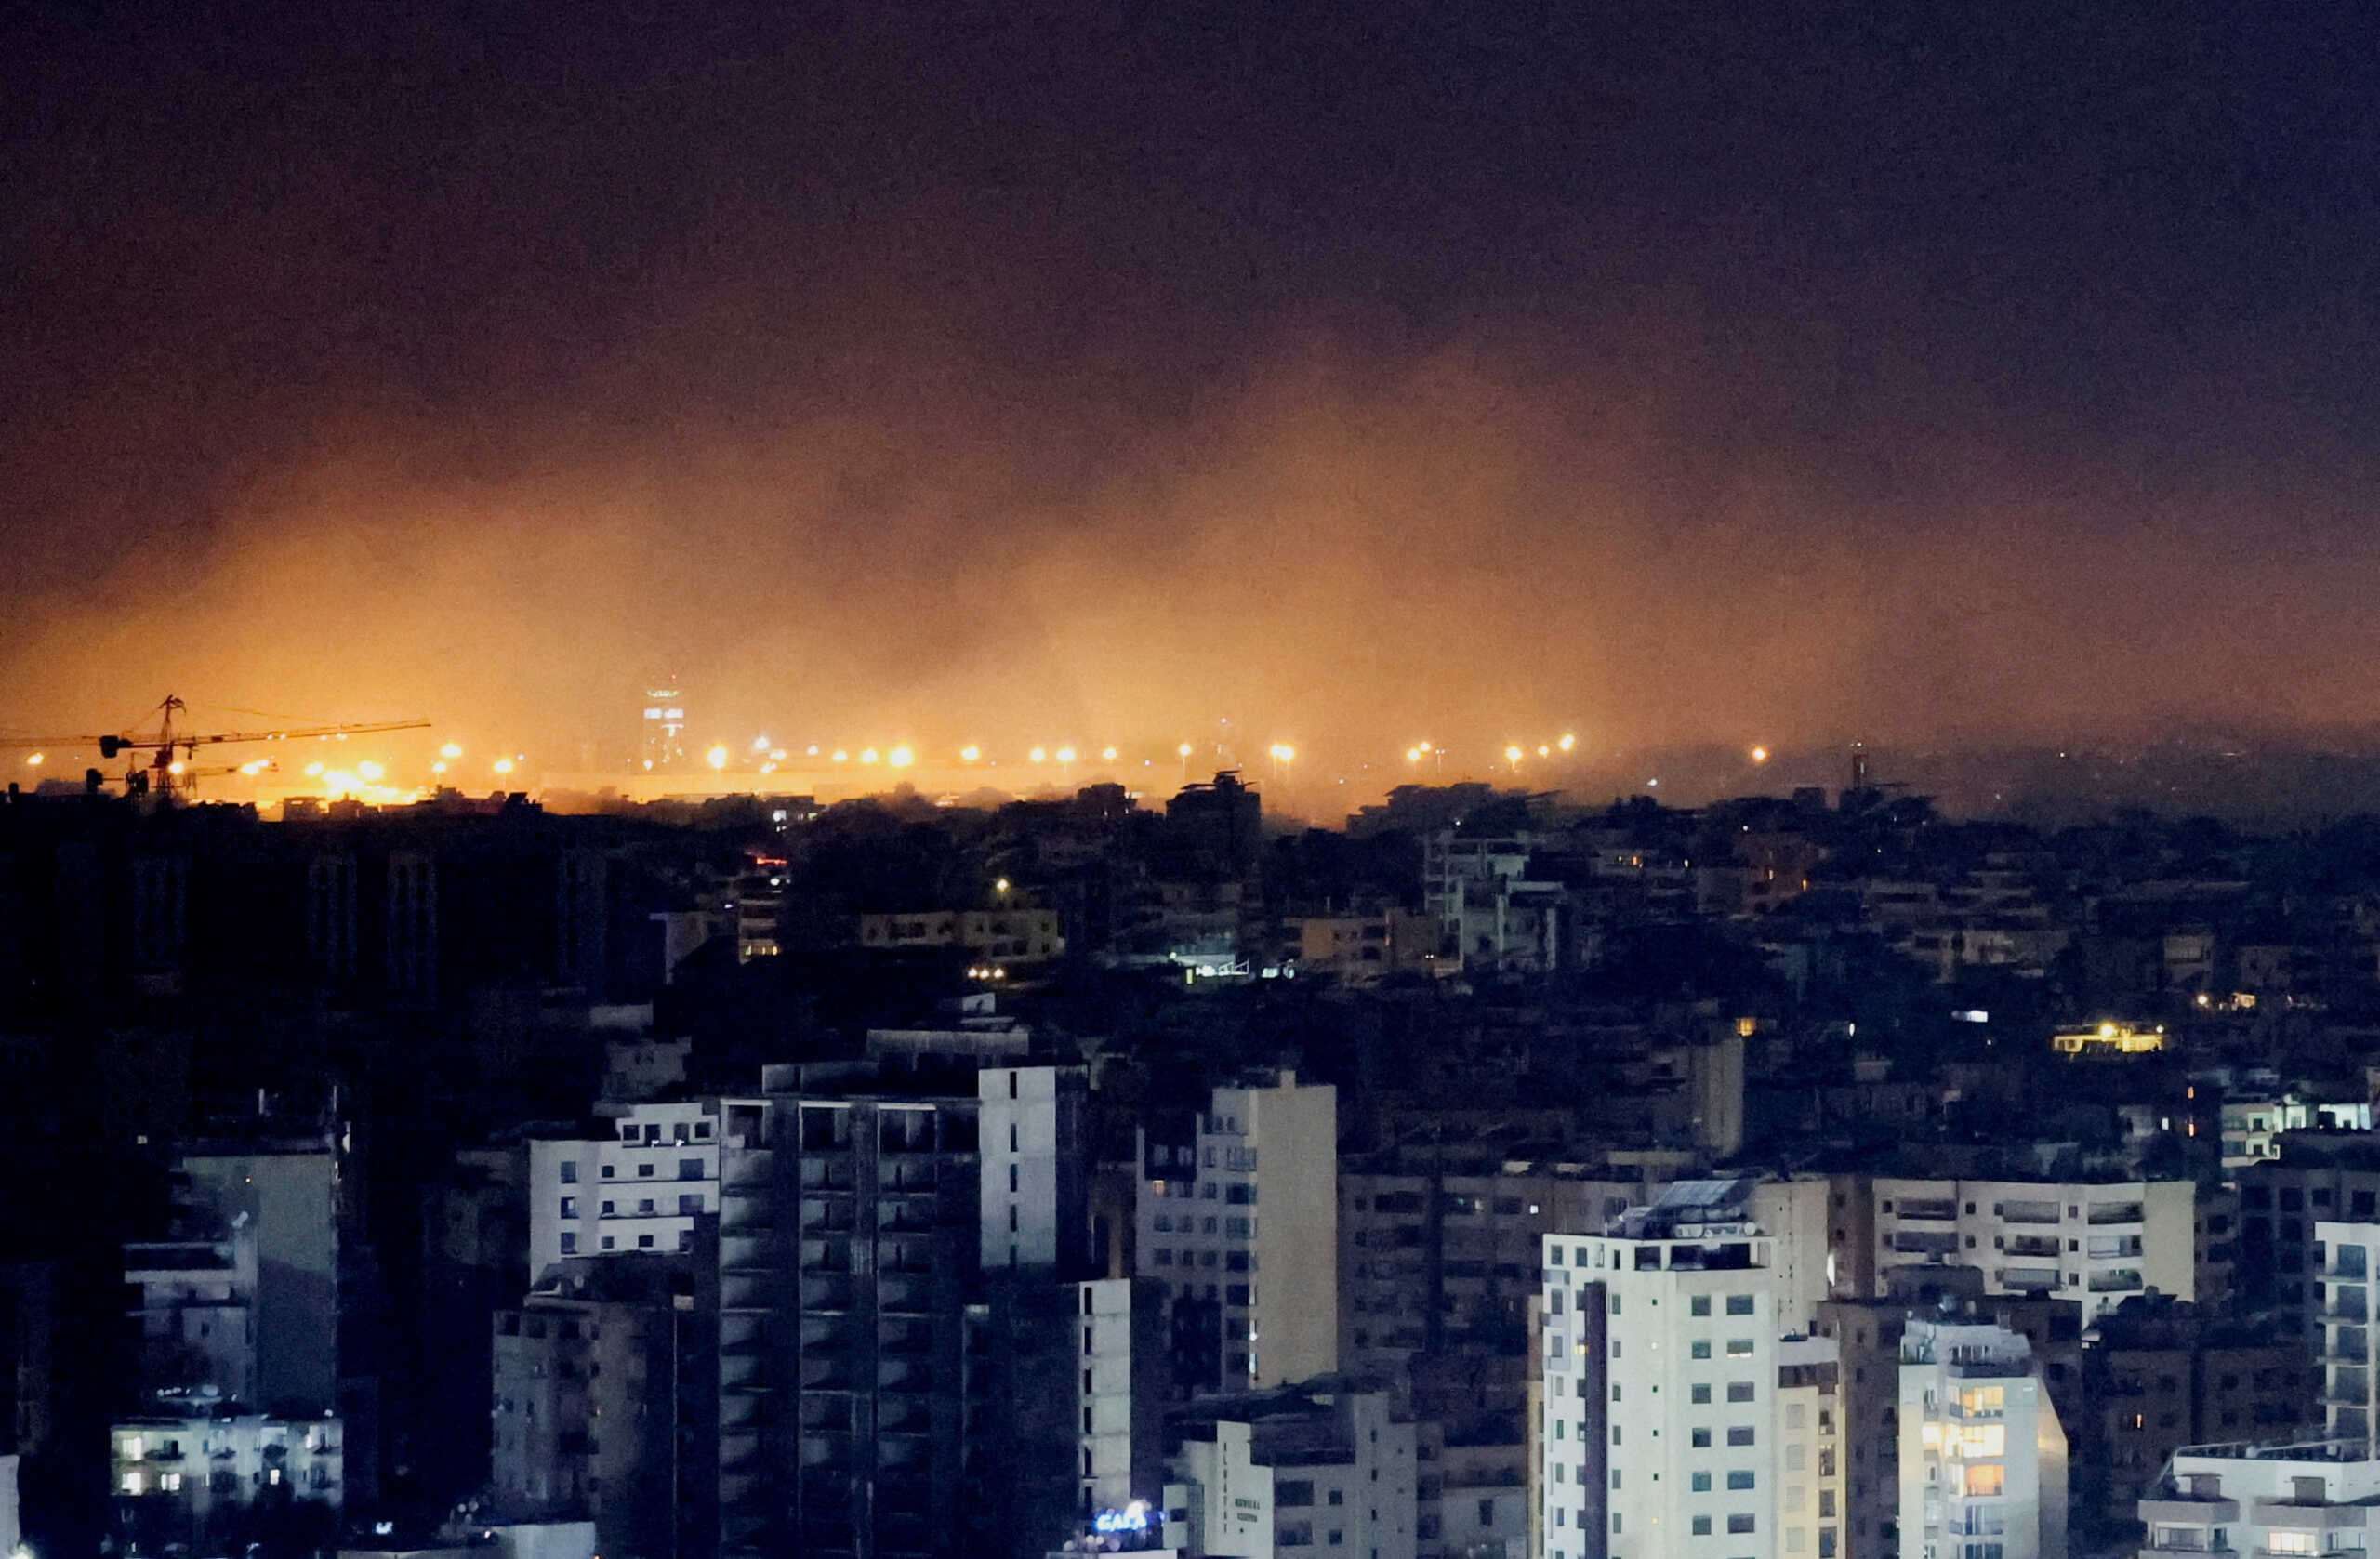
(720, 1322, 770, 1357)
(875, 1203, 937, 1235)
(721, 1147, 774, 1192)
(2251, 1501, 2371, 1530)
(877, 1241, 933, 1275)
(2089, 1203, 2147, 1226)
(799, 1239, 853, 1275)
(2329, 1287, 2370, 1321)
(2325, 1326, 2370, 1364)
(2089, 1269, 2147, 1293)
(1895, 1231, 1962, 1256)
(1996, 1200, 2061, 1225)
(1899, 1199, 1959, 1222)
(878, 1359, 936, 1394)
(800, 1159, 855, 1193)
(721, 1354, 774, 1392)
(719, 1202, 775, 1235)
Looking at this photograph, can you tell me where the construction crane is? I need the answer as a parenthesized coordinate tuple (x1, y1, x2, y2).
(0, 695, 429, 798)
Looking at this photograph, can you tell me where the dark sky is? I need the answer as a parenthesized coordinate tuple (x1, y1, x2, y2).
(6, 0, 2379, 765)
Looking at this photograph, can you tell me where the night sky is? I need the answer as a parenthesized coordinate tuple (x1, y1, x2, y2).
(6, 0, 2378, 763)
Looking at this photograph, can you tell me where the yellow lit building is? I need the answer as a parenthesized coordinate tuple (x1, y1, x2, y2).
(854, 908, 1065, 963)
(2050, 1021, 2164, 1055)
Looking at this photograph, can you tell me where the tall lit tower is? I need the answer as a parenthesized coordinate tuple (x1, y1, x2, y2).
(640, 675, 688, 770)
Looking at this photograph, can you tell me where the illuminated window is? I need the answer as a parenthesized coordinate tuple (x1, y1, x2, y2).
(1955, 1425, 2006, 1458)
(1959, 1464, 2005, 1498)
(123, 1471, 144, 1494)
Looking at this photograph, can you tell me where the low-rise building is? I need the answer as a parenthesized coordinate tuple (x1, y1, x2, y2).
(527, 1101, 728, 1281)
(110, 1414, 343, 1550)
(1164, 1383, 1418, 1559)
(1296, 911, 1444, 984)
(855, 906, 1066, 964)
(2140, 1446, 2380, 1559)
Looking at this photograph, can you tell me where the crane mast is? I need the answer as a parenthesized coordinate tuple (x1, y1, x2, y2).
(0, 694, 431, 798)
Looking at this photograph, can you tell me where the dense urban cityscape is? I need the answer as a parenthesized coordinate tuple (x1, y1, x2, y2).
(10, 1, 2379, 1558)
(11, 725, 2380, 1559)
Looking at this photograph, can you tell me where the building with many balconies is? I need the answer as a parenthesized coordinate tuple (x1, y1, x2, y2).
(705, 1055, 1155, 1559)
(2139, 1445, 2380, 1559)
(109, 1414, 343, 1550)
(1841, 1177, 2196, 1323)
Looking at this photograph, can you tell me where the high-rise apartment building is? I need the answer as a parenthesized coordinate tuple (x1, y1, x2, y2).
(1137, 1071, 1338, 1394)
(640, 679, 688, 771)
(1537, 1179, 1831, 1559)
(1897, 1317, 2068, 1559)
(2141, 1441, 2380, 1559)
(491, 1257, 708, 1559)
(706, 1055, 1147, 1559)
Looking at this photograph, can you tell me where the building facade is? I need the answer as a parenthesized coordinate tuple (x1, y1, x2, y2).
(528, 1101, 727, 1282)
(1897, 1318, 2067, 1559)
(1137, 1072, 1339, 1395)
(1844, 1178, 2195, 1323)
(1538, 1180, 1808, 1559)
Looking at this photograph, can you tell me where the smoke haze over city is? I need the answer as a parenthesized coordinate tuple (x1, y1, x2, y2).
(7, 1, 2379, 765)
